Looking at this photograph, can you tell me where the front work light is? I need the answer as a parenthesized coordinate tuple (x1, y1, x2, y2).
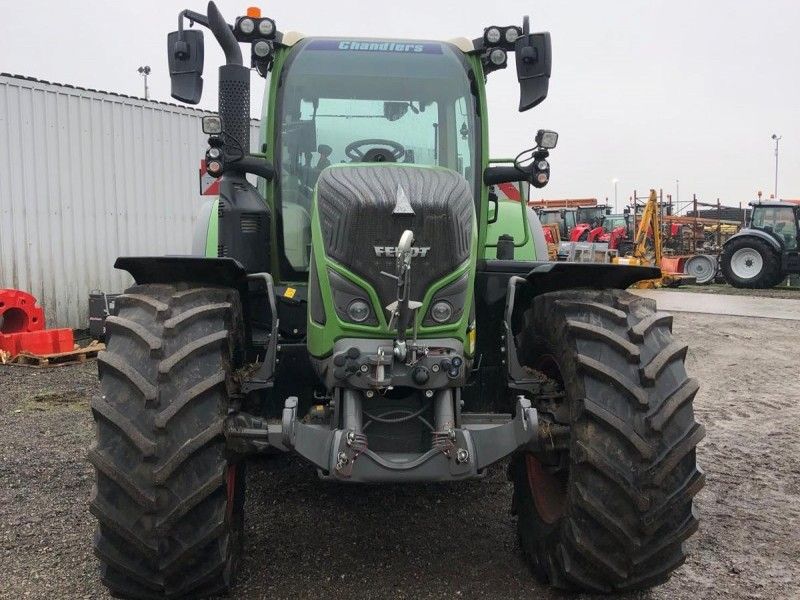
(239, 17, 255, 34)
(258, 19, 275, 36)
(536, 129, 559, 149)
(489, 48, 507, 66)
(485, 27, 501, 44)
(202, 115, 222, 135)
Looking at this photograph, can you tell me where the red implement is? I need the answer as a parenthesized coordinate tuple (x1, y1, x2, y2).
(0, 289, 46, 333)
(0, 328, 75, 357)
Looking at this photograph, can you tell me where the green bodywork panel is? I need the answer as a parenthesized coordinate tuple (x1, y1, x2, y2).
(204, 198, 219, 257)
(484, 200, 537, 261)
(306, 163, 477, 358)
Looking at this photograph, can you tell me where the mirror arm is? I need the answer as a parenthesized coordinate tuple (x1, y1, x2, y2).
(178, 9, 210, 34)
(484, 165, 529, 186)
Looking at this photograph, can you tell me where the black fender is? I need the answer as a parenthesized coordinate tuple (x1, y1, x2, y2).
(500, 262, 660, 391)
(115, 256, 276, 357)
(723, 228, 782, 252)
(465, 260, 660, 412)
(522, 261, 660, 294)
(115, 256, 249, 288)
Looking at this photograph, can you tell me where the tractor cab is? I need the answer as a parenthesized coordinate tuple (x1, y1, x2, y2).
(576, 205, 610, 228)
(275, 38, 480, 275)
(539, 207, 577, 240)
(750, 202, 799, 249)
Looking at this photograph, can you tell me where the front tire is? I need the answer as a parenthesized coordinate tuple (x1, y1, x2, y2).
(720, 237, 782, 288)
(89, 283, 245, 599)
(511, 289, 704, 592)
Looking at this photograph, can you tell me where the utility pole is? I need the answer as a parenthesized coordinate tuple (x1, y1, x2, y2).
(137, 66, 151, 100)
(675, 179, 679, 212)
(612, 178, 619, 212)
(771, 133, 781, 199)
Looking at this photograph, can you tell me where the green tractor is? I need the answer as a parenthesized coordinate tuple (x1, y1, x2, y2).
(89, 3, 704, 597)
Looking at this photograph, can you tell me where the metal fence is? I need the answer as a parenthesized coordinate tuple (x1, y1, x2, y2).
(0, 73, 260, 328)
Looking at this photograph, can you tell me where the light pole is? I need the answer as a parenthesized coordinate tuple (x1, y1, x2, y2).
(612, 178, 619, 212)
(137, 66, 151, 100)
(771, 134, 781, 199)
(675, 179, 679, 213)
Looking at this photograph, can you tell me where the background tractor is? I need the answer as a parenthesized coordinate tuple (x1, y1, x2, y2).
(720, 200, 800, 288)
(88, 3, 704, 598)
(569, 204, 612, 241)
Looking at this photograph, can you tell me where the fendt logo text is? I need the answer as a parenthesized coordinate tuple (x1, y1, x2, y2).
(374, 246, 431, 258)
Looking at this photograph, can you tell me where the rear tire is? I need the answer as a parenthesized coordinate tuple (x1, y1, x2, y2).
(90, 283, 245, 599)
(720, 237, 782, 288)
(511, 289, 704, 592)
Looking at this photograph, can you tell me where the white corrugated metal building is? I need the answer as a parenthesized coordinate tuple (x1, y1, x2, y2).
(0, 73, 260, 328)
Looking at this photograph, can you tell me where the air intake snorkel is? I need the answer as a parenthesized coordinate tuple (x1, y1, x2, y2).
(207, 2, 249, 163)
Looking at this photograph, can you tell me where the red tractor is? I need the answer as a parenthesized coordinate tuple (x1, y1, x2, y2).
(569, 205, 611, 241)
(594, 213, 633, 250)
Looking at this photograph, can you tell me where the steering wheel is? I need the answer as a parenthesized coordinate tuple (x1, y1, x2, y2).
(345, 138, 406, 162)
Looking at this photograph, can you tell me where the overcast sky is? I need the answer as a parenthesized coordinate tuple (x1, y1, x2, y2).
(1, 0, 798, 209)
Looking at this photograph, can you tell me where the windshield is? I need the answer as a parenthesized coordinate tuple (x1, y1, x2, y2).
(577, 207, 606, 225)
(275, 38, 479, 274)
(604, 215, 628, 230)
(753, 205, 797, 249)
(540, 212, 561, 225)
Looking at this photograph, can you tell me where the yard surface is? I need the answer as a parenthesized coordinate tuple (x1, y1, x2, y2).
(1, 309, 798, 599)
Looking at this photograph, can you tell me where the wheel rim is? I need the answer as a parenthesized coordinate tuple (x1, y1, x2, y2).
(730, 248, 763, 279)
(524, 354, 568, 524)
(226, 464, 238, 521)
(686, 255, 716, 284)
(525, 455, 566, 524)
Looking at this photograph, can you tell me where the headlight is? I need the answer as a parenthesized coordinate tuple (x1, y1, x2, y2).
(536, 172, 549, 184)
(504, 28, 519, 44)
(347, 299, 371, 323)
(536, 160, 549, 171)
(430, 301, 454, 323)
(239, 18, 255, 34)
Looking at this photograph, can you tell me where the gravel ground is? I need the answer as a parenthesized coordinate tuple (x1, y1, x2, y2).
(1, 312, 799, 599)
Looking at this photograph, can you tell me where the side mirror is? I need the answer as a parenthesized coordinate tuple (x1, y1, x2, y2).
(168, 29, 204, 104)
(384, 101, 409, 122)
(515, 30, 551, 112)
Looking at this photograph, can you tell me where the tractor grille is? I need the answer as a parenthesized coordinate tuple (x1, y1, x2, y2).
(316, 166, 473, 311)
